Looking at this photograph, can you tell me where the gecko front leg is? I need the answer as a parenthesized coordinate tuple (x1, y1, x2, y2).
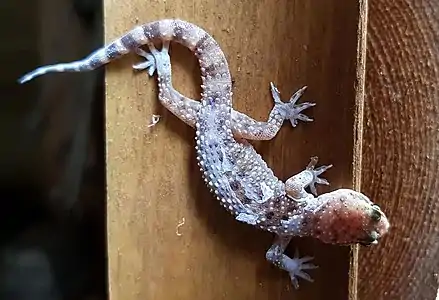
(265, 235, 318, 289)
(285, 156, 333, 200)
(265, 157, 330, 288)
(133, 44, 315, 140)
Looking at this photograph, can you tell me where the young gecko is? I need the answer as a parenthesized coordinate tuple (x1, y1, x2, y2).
(19, 19, 390, 289)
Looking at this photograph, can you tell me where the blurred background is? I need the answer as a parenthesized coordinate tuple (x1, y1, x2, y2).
(0, 0, 105, 299)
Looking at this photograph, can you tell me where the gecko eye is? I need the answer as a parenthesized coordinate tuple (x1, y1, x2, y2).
(370, 205, 382, 222)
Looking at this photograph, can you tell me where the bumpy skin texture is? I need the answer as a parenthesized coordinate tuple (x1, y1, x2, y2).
(19, 19, 390, 289)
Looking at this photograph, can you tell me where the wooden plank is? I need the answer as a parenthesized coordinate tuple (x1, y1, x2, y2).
(350, 0, 369, 299)
(359, 0, 439, 299)
(105, 0, 368, 299)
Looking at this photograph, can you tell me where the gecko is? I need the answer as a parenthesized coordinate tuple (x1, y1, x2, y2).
(18, 19, 390, 289)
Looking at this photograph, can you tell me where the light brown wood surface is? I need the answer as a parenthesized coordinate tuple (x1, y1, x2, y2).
(105, 1, 368, 299)
(358, 0, 439, 299)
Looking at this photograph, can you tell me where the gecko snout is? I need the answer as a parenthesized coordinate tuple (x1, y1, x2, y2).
(311, 189, 390, 245)
(359, 204, 390, 246)
(347, 193, 390, 246)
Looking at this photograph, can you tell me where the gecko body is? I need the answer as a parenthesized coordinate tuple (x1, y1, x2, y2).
(19, 19, 390, 289)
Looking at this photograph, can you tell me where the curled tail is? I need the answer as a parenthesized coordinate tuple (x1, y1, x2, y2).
(18, 18, 233, 105)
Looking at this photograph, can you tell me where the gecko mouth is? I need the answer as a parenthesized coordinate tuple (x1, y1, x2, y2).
(358, 230, 381, 246)
(359, 239, 378, 247)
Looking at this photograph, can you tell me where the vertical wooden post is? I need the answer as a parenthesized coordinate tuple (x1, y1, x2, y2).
(359, 0, 439, 299)
(105, 1, 368, 299)
(350, 0, 369, 299)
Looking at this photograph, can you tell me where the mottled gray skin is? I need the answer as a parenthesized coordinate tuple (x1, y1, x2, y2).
(19, 19, 390, 289)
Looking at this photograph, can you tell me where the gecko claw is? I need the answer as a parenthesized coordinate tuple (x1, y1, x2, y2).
(270, 82, 316, 128)
(133, 48, 157, 76)
(266, 237, 318, 290)
(287, 249, 318, 289)
(306, 156, 332, 196)
(133, 42, 171, 77)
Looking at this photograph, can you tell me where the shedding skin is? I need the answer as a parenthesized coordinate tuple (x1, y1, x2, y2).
(18, 19, 390, 289)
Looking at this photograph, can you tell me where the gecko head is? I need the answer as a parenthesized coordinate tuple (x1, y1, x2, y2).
(309, 189, 390, 246)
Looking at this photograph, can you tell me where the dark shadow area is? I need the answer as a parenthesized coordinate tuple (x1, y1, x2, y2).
(0, 0, 106, 299)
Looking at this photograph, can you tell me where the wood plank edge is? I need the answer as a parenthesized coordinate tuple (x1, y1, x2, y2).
(349, 0, 369, 299)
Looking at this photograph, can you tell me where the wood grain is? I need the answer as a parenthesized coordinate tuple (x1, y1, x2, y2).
(350, 0, 370, 298)
(105, 1, 367, 299)
(358, 0, 439, 299)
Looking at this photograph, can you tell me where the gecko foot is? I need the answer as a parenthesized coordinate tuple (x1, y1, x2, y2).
(285, 249, 318, 289)
(266, 237, 318, 289)
(270, 82, 316, 127)
(306, 156, 332, 196)
(133, 41, 171, 77)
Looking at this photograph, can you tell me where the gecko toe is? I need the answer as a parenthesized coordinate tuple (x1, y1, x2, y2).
(305, 157, 332, 195)
(284, 250, 318, 289)
(269, 84, 315, 128)
(133, 48, 157, 76)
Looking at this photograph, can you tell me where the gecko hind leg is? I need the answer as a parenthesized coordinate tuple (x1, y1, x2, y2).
(133, 41, 203, 127)
(229, 83, 316, 141)
(266, 235, 318, 289)
(133, 41, 171, 77)
(131, 45, 316, 142)
(270, 82, 316, 128)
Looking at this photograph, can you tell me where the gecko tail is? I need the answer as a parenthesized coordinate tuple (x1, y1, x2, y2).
(18, 19, 232, 91)
(18, 60, 95, 84)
